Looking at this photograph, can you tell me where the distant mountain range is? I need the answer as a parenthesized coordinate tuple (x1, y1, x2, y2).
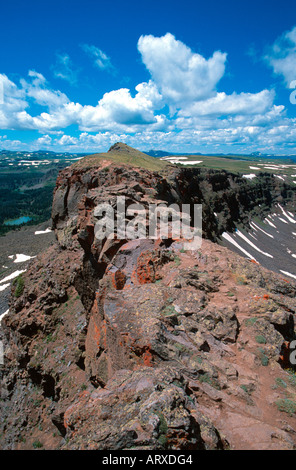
(145, 149, 296, 162)
(1, 148, 296, 162)
(0, 150, 87, 159)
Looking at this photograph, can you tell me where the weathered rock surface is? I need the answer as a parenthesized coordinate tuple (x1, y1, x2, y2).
(1, 144, 296, 450)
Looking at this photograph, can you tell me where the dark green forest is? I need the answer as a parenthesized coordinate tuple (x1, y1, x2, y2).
(0, 158, 72, 236)
(0, 184, 55, 236)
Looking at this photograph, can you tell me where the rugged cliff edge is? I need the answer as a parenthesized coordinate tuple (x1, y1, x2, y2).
(1, 143, 296, 450)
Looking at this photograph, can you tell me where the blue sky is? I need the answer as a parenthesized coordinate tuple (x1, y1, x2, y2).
(0, 0, 296, 154)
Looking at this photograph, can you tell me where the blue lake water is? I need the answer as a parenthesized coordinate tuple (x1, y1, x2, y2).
(4, 216, 32, 226)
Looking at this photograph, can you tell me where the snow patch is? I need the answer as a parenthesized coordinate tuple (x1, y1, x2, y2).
(275, 175, 285, 181)
(14, 254, 36, 263)
(278, 217, 289, 224)
(0, 270, 26, 284)
(264, 218, 276, 228)
(280, 270, 296, 280)
(242, 174, 256, 179)
(250, 222, 274, 238)
(278, 204, 296, 224)
(222, 232, 257, 262)
(236, 230, 273, 258)
(179, 160, 203, 165)
(0, 309, 9, 323)
(0, 283, 10, 292)
(34, 228, 52, 235)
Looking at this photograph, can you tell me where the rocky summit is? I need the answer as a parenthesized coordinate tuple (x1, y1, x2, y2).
(1, 143, 296, 450)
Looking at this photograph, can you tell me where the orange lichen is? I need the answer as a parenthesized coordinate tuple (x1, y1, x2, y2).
(254, 294, 270, 301)
(111, 270, 126, 290)
(279, 341, 291, 368)
(94, 322, 101, 347)
(143, 345, 153, 367)
(132, 251, 161, 285)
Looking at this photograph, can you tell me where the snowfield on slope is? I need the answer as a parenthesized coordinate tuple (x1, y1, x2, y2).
(221, 205, 296, 278)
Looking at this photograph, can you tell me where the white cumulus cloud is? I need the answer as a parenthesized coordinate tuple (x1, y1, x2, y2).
(178, 89, 275, 117)
(138, 32, 227, 111)
(1, 31, 296, 155)
(265, 26, 296, 86)
(77, 80, 164, 132)
(20, 71, 69, 109)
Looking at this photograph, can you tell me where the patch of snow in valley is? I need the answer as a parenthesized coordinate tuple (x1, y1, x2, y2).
(159, 156, 203, 165)
(275, 175, 285, 181)
(264, 218, 276, 228)
(34, 228, 52, 235)
(179, 160, 203, 165)
(278, 205, 296, 224)
(278, 217, 289, 224)
(223, 210, 296, 280)
(222, 232, 257, 262)
(13, 254, 36, 263)
(249, 233, 258, 240)
(0, 309, 9, 323)
(242, 174, 256, 179)
(250, 222, 274, 238)
(236, 230, 273, 258)
(280, 270, 296, 280)
(0, 270, 26, 284)
(0, 283, 10, 292)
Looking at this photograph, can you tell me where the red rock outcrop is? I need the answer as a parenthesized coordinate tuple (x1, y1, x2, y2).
(1, 144, 296, 450)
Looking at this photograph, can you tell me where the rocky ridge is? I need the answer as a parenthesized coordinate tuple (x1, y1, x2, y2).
(1, 143, 296, 450)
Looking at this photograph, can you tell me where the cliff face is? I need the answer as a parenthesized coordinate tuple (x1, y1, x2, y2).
(51, 151, 296, 246)
(1, 144, 296, 450)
